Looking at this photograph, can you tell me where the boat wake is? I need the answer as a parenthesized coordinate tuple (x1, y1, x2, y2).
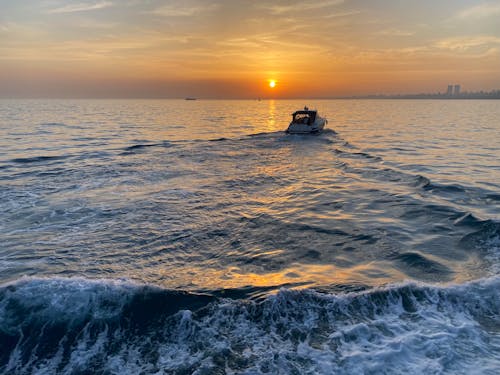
(1, 276, 500, 374)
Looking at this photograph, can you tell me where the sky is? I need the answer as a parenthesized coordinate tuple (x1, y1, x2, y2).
(1, 0, 499, 98)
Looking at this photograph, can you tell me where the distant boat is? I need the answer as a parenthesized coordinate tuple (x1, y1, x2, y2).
(185, 97, 197, 101)
(286, 106, 327, 134)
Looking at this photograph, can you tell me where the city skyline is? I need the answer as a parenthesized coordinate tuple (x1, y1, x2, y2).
(1, 0, 500, 98)
(337, 85, 500, 99)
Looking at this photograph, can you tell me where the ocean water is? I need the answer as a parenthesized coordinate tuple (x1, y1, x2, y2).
(1, 99, 499, 374)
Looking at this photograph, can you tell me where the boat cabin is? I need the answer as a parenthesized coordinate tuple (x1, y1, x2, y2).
(291, 109, 317, 125)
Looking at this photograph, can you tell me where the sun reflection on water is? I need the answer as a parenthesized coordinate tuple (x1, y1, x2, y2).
(148, 263, 403, 294)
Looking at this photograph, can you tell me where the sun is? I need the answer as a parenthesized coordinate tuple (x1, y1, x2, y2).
(269, 80, 276, 88)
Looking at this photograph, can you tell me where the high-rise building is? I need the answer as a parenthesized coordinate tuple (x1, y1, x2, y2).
(454, 85, 461, 96)
(446, 85, 453, 96)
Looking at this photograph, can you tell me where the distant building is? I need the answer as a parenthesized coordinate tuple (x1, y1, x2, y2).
(446, 85, 453, 96)
(454, 84, 461, 96)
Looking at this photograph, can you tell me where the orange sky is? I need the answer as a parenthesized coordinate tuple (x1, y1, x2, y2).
(1, 0, 500, 98)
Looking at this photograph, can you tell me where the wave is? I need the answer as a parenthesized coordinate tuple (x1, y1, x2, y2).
(487, 193, 500, 202)
(39, 122, 84, 130)
(459, 218, 500, 244)
(118, 128, 336, 154)
(327, 134, 499, 210)
(40, 122, 68, 127)
(1, 277, 500, 374)
(122, 141, 173, 153)
(209, 137, 229, 142)
(459, 219, 500, 274)
(247, 131, 278, 137)
(9, 155, 69, 164)
(391, 252, 453, 279)
(124, 143, 159, 151)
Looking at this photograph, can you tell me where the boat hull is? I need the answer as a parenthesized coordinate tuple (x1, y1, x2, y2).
(286, 118, 326, 134)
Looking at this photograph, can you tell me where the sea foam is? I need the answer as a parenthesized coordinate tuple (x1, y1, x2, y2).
(1, 276, 499, 374)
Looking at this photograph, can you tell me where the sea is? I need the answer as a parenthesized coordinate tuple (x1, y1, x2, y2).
(0, 99, 499, 374)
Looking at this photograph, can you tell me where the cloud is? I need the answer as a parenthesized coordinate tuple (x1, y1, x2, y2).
(435, 35, 500, 51)
(376, 28, 415, 37)
(263, 0, 344, 15)
(456, 2, 500, 19)
(323, 10, 361, 19)
(48, 1, 113, 14)
(150, 3, 219, 17)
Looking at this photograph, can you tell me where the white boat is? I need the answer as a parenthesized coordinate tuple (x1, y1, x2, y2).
(286, 106, 327, 134)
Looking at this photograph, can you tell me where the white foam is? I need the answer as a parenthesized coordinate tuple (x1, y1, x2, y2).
(484, 233, 500, 274)
(1, 276, 500, 374)
(0, 277, 138, 326)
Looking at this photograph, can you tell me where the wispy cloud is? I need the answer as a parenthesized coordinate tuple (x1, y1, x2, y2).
(150, 3, 219, 17)
(48, 1, 113, 14)
(434, 36, 500, 51)
(218, 33, 324, 52)
(376, 28, 415, 37)
(323, 10, 361, 19)
(456, 2, 500, 19)
(263, 0, 344, 15)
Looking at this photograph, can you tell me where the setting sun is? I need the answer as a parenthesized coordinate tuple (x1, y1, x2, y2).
(269, 80, 276, 88)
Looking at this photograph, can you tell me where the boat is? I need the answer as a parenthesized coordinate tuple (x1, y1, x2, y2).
(185, 97, 197, 100)
(286, 106, 327, 134)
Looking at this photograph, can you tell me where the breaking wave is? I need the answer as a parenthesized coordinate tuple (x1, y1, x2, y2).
(1, 277, 500, 374)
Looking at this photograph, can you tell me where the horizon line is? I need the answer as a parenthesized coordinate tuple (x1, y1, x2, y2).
(1, 96, 499, 101)
(2, 89, 499, 101)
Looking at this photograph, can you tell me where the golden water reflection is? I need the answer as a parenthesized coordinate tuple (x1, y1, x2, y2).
(152, 262, 406, 293)
(267, 99, 277, 131)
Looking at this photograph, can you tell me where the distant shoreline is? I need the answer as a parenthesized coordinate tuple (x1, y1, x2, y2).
(1, 95, 500, 100)
(334, 95, 500, 100)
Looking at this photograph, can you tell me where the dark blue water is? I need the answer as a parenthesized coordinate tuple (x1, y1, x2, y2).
(1, 99, 499, 373)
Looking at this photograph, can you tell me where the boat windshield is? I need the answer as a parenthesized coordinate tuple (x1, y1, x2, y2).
(292, 111, 316, 125)
(293, 114, 310, 124)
